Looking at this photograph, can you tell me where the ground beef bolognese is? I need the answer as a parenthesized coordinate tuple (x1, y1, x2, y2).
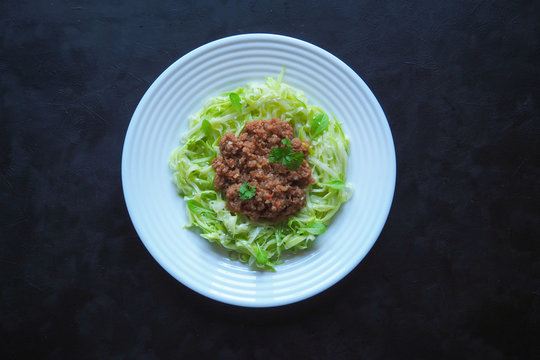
(212, 118, 315, 222)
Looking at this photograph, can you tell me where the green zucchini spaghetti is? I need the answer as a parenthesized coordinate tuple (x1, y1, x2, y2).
(169, 70, 351, 270)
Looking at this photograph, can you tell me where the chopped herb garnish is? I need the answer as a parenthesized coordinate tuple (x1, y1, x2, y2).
(300, 222, 327, 235)
(311, 113, 329, 137)
(187, 199, 210, 214)
(238, 182, 256, 200)
(201, 119, 212, 137)
(326, 179, 345, 189)
(269, 138, 304, 170)
(255, 244, 268, 266)
(229, 92, 242, 113)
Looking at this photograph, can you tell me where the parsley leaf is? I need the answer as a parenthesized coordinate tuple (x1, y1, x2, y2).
(255, 244, 268, 266)
(187, 199, 210, 214)
(268, 146, 288, 164)
(269, 138, 304, 170)
(326, 179, 345, 189)
(201, 119, 213, 137)
(300, 222, 326, 235)
(285, 151, 303, 170)
(238, 182, 256, 200)
(311, 113, 329, 137)
(229, 92, 242, 113)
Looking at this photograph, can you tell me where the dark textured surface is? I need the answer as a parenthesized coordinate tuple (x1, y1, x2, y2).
(1, 1, 539, 359)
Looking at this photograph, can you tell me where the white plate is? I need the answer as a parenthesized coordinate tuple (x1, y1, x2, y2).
(122, 34, 396, 307)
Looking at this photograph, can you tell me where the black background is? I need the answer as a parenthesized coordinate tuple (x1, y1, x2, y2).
(1, 1, 539, 359)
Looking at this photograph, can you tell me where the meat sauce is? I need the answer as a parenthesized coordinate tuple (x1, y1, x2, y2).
(212, 118, 315, 222)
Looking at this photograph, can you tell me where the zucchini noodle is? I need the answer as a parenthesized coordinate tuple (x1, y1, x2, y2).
(169, 71, 351, 270)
